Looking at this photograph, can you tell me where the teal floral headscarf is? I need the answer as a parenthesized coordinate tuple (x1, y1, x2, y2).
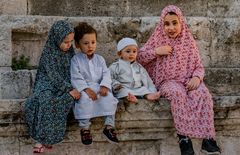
(44, 20, 74, 54)
(34, 20, 75, 93)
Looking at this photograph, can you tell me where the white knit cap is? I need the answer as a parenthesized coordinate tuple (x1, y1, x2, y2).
(117, 37, 138, 52)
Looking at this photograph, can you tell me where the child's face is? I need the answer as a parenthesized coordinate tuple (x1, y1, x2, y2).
(76, 33, 97, 57)
(164, 14, 181, 39)
(59, 32, 74, 52)
(118, 45, 138, 63)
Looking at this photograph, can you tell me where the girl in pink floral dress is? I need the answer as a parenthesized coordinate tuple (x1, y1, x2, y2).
(137, 5, 220, 155)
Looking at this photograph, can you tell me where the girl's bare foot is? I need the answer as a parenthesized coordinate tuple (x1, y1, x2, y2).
(145, 91, 161, 101)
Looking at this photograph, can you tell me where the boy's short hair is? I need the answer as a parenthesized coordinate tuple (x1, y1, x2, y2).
(74, 22, 97, 44)
(117, 38, 138, 52)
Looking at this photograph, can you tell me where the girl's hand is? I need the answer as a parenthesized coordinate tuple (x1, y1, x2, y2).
(84, 88, 97, 101)
(186, 77, 201, 90)
(69, 89, 81, 100)
(155, 45, 172, 56)
(99, 86, 109, 96)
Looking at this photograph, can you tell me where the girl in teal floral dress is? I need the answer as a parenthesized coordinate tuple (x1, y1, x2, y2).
(24, 20, 80, 153)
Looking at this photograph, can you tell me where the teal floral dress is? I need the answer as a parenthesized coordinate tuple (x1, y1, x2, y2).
(24, 20, 75, 145)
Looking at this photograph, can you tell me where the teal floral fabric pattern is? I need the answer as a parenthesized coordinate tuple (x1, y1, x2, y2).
(24, 20, 75, 145)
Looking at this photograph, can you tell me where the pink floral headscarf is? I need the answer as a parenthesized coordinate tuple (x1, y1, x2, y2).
(142, 5, 196, 53)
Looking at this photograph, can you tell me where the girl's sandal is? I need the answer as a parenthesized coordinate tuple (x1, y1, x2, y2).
(44, 145, 53, 149)
(33, 145, 45, 153)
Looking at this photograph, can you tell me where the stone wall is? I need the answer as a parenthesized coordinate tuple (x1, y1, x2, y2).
(1, 0, 240, 17)
(0, 16, 239, 97)
(0, 0, 240, 155)
(27, 0, 240, 18)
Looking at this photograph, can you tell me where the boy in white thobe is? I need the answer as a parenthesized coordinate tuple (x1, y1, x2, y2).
(71, 22, 119, 145)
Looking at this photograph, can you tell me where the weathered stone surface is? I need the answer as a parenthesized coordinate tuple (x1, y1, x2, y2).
(2, 16, 240, 68)
(0, 137, 19, 155)
(0, 99, 24, 123)
(0, 96, 240, 154)
(0, 27, 12, 67)
(0, 67, 12, 73)
(0, 135, 239, 155)
(205, 68, 240, 96)
(0, 70, 31, 99)
(0, 1, 240, 154)
(1, 16, 231, 67)
(208, 84, 240, 96)
(27, 0, 207, 17)
(27, 0, 240, 18)
(210, 18, 240, 67)
(205, 68, 240, 85)
(12, 32, 47, 67)
(0, 16, 239, 68)
(0, 0, 27, 15)
(1, 67, 238, 99)
(1, 96, 240, 135)
(19, 140, 162, 155)
(207, 0, 240, 18)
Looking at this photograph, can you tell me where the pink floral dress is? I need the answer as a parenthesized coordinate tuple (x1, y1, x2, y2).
(137, 5, 216, 138)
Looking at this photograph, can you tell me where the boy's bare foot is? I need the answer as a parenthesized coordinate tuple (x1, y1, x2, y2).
(145, 91, 161, 101)
(127, 93, 138, 103)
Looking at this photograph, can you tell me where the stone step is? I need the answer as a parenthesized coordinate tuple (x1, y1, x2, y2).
(0, 97, 240, 154)
(0, 68, 240, 99)
(0, 96, 239, 115)
(1, 136, 240, 155)
(0, 96, 240, 155)
(0, 96, 240, 139)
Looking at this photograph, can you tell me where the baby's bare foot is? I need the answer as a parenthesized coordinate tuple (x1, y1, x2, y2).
(127, 93, 138, 103)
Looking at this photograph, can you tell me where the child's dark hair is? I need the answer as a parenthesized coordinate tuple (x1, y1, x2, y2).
(74, 22, 97, 44)
(168, 11, 177, 15)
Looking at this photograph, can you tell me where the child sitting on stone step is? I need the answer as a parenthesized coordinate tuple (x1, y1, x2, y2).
(71, 22, 119, 145)
(137, 5, 221, 155)
(24, 20, 81, 153)
(109, 37, 160, 103)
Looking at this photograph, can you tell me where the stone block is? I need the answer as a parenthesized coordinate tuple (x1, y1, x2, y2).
(12, 32, 47, 67)
(205, 68, 240, 96)
(27, 0, 240, 18)
(0, 99, 24, 124)
(205, 68, 240, 85)
(0, 124, 21, 137)
(0, 67, 12, 73)
(0, 27, 12, 67)
(208, 85, 240, 96)
(27, 0, 208, 17)
(0, 0, 27, 15)
(0, 70, 31, 99)
(0, 137, 19, 155)
(207, 0, 240, 18)
(210, 18, 240, 67)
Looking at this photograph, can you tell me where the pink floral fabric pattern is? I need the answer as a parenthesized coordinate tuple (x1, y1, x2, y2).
(137, 5, 215, 138)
